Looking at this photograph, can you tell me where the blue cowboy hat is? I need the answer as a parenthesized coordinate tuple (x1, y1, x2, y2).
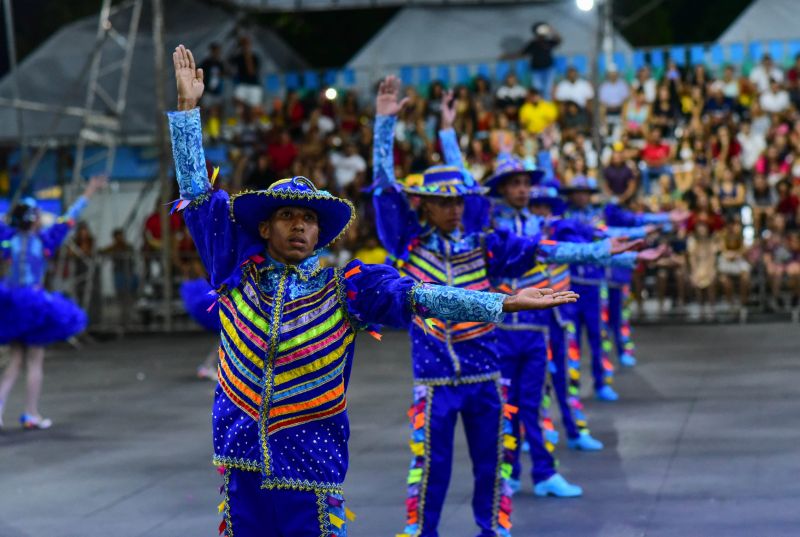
(484, 156, 545, 197)
(529, 180, 566, 213)
(229, 177, 355, 249)
(559, 175, 599, 194)
(402, 165, 487, 197)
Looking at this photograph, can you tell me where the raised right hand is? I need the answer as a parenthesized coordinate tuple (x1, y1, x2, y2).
(173, 44, 204, 110)
(375, 75, 409, 117)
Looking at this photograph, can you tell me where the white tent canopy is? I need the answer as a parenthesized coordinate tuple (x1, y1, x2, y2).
(718, 0, 800, 44)
(348, 3, 633, 74)
(217, 0, 541, 12)
(0, 0, 306, 143)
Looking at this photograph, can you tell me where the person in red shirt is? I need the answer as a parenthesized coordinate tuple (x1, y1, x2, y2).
(640, 127, 674, 195)
(686, 192, 725, 234)
(776, 179, 800, 229)
(267, 130, 298, 176)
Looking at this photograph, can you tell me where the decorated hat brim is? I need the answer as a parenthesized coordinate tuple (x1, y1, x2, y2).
(230, 189, 355, 249)
(484, 169, 545, 197)
(402, 184, 489, 197)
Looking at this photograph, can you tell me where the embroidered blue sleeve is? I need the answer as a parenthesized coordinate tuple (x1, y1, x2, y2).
(537, 238, 613, 264)
(167, 108, 211, 200)
(439, 128, 462, 168)
(373, 115, 397, 189)
(372, 115, 425, 260)
(604, 226, 648, 239)
(62, 196, 88, 222)
(608, 252, 638, 268)
(413, 283, 505, 323)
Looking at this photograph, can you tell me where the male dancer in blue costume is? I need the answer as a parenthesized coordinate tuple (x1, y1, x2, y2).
(169, 46, 577, 537)
(0, 175, 105, 430)
(561, 177, 679, 400)
(479, 160, 667, 497)
(371, 76, 648, 536)
(435, 100, 665, 496)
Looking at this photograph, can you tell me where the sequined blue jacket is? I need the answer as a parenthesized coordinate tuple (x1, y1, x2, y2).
(563, 203, 665, 285)
(168, 108, 509, 492)
(372, 116, 608, 383)
(0, 198, 88, 288)
(490, 201, 638, 329)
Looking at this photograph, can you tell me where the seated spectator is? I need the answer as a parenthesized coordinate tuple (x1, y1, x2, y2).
(602, 142, 638, 204)
(650, 85, 679, 138)
(555, 66, 594, 111)
(353, 233, 389, 265)
(716, 166, 746, 220)
(330, 141, 367, 198)
(518, 88, 558, 135)
(495, 72, 527, 115)
(560, 101, 590, 140)
(749, 172, 776, 233)
(622, 88, 650, 142)
(473, 76, 495, 113)
(720, 64, 740, 100)
(199, 42, 227, 140)
(710, 126, 742, 167)
(598, 65, 629, 122)
(230, 36, 263, 110)
(687, 221, 719, 319)
(749, 54, 784, 94)
(703, 82, 736, 125)
(763, 214, 799, 310)
(686, 192, 725, 234)
(737, 120, 766, 172)
(632, 65, 657, 103)
(775, 179, 800, 229)
(717, 219, 751, 311)
(760, 78, 791, 114)
(639, 127, 674, 195)
(267, 130, 298, 177)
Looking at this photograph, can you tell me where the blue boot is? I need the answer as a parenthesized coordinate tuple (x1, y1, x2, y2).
(620, 353, 637, 367)
(567, 432, 604, 451)
(596, 385, 619, 402)
(533, 473, 583, 498)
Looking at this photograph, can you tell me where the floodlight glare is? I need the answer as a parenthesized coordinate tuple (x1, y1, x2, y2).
(576, 0, 595, 11)
(325, 87, 338, 100)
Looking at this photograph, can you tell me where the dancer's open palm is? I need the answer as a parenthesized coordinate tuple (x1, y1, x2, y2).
(376, 75, 409, 116)
(503, 288, 579, 312)
(173, 44, 204, 110)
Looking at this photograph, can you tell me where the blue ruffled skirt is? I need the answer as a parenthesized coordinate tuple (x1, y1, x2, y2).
(180, 278, 220, 332)
(0, 284, 88, 345)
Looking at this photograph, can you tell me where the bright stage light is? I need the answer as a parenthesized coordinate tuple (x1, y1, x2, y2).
(325, 87, 338, 100)
(576, 0, 595, 11)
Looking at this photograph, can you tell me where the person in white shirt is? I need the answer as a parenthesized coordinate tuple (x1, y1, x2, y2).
(554, 66, 594, 109)
(330, 142, 367, 192)
(749, 54, 784, 94)
(632, 65, 657, 103)
(598, 65, 630, 111)
(721, 65, 740, 99)
(737, 120, 766, 171)
(760, 78, 791, 114)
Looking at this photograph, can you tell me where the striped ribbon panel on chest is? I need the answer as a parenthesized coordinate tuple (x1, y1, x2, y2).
(268, 276, 352, 436)
(403, 244, 494, 343)
(218, 284, 272, 421)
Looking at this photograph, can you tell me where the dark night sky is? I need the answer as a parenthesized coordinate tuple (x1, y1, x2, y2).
(0, 0, 753, 77)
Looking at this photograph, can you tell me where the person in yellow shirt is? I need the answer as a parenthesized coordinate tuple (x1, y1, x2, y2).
(519, 88, 559, 135)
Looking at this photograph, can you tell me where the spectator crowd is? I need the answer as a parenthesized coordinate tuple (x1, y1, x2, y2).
(68, 36, 800, 325)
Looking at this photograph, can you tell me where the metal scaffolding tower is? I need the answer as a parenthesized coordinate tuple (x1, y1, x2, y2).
(70, 0, 144, 192)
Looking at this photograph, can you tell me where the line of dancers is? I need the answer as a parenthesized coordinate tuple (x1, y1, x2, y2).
(0, 44, 685, 537)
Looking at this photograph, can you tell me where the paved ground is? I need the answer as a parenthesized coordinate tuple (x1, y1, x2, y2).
(0, 323, 799, 537)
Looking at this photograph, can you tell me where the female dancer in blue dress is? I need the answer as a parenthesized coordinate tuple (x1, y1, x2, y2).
(0, 176, 105, 429)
